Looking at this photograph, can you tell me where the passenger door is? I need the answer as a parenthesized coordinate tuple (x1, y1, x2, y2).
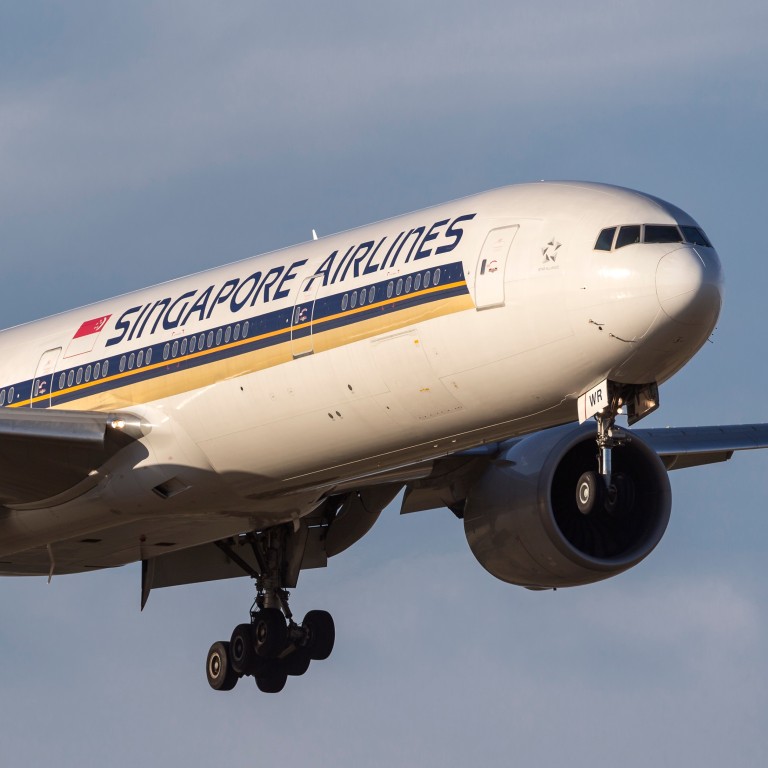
(291, 277, 320, 358)
(31, 347, 62, 408)
(474, 225, 519, 309)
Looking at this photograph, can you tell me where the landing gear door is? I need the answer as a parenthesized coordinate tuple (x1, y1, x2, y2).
(474, 225, 519, 309)
(31, 347, 62, 408)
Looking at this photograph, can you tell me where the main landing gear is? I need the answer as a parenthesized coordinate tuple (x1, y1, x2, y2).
(575, 398, 636, 518)
(205, 526, 335, 694)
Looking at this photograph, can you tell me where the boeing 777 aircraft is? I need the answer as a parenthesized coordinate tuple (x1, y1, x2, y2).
(1, 181, 766, 693)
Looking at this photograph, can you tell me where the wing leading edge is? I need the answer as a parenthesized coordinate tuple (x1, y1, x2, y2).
(633, 423, 768, 470)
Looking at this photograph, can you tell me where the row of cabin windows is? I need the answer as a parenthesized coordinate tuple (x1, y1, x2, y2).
(595, 224, 712, 251)
(341, 285, 376, 313)
(339, 268, 443, 313)
(58, 358, 112, 391)
(119, 347, 152, 373)
(160, 320, 250, 363)
(386, 267, 441, 300)
(5, 367, 113, 401)
(42, 320, 254, 395)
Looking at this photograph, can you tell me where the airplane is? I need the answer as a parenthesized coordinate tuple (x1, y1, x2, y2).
(2, 180, 767, 694)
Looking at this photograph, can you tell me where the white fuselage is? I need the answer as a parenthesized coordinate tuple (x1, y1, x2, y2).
(0, 182, 723, 572)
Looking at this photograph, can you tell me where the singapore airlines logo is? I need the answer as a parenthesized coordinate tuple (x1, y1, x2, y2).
(65, 313, 113, 358)
(73, 314, 112, 339)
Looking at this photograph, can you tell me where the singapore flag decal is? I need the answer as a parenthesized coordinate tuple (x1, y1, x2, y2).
(64, 314, 112, 358)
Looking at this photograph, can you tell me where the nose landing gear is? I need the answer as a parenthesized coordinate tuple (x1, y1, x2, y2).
(575, 395, 636, 519)
(204, 525, 335, 693)
(595, 409, 625, 489)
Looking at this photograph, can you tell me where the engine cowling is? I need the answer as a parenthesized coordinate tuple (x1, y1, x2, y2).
(463, 423, 671, 588)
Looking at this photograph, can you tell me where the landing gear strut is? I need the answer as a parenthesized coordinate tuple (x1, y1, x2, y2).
(576, 390, 635, 518)
(204, 525, 335, 694)
(595, 409, 624, 488)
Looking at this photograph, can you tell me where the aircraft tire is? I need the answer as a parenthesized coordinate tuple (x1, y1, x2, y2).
(230, 623, 259, 676)
(282, 647, 311, 677)
(253, 608, 287, 659)
(255, 669, 288, 693)
(206, 641, 238, 691)
(576, 471, 604, 516)
(303, 610, 335, 661)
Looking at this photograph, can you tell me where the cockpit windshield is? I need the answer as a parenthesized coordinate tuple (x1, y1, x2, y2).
(615, 225, 641, 248)
(594, 224, 713, 251)
(644, 225, 681, 243)
(679, 226, 712, 248)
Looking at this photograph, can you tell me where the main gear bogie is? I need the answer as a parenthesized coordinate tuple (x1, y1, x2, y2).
(204, 524, 336, 693)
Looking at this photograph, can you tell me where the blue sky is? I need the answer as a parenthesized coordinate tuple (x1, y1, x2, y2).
(1, 2, 767, 765)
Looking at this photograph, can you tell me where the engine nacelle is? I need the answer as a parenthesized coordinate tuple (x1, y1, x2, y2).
(463, 423, 671, 588)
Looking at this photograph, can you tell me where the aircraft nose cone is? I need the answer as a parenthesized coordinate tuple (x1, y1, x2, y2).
(656, 246, 722, 326)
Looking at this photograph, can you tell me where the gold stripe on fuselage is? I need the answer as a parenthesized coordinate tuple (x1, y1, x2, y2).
(39, 285, 473, 413)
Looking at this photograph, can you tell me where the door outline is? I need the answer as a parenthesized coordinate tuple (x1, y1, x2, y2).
(31, 347, 62, 408)
(474, 225, 519, 309)
(291, 277, 320, 358)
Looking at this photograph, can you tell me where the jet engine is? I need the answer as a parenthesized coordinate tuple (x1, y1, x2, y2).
(463, 423, 671, 588)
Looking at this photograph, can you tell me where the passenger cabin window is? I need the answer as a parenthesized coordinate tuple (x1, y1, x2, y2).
(644, 225, 682, 243)
(615, 225, 641, 249)
(595, 227, 616, 251)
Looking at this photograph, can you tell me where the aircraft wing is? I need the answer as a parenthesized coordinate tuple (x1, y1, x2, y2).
(632, 423, 768, 470)
(436, 422, 768, 471)
(141, 421, 768, 600)
(5, 418, 768, 596)
(400, 422, 768, 514)
(0, 408, 144, 506)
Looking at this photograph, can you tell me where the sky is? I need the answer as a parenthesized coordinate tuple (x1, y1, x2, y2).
(1, 1, 767, 765)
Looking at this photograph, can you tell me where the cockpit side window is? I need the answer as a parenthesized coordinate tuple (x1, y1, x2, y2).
(594, 227, 616, 251)
(644, 225, 683, 244)
(680, 225, 713, 248)
(615, 225, 641, 249)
